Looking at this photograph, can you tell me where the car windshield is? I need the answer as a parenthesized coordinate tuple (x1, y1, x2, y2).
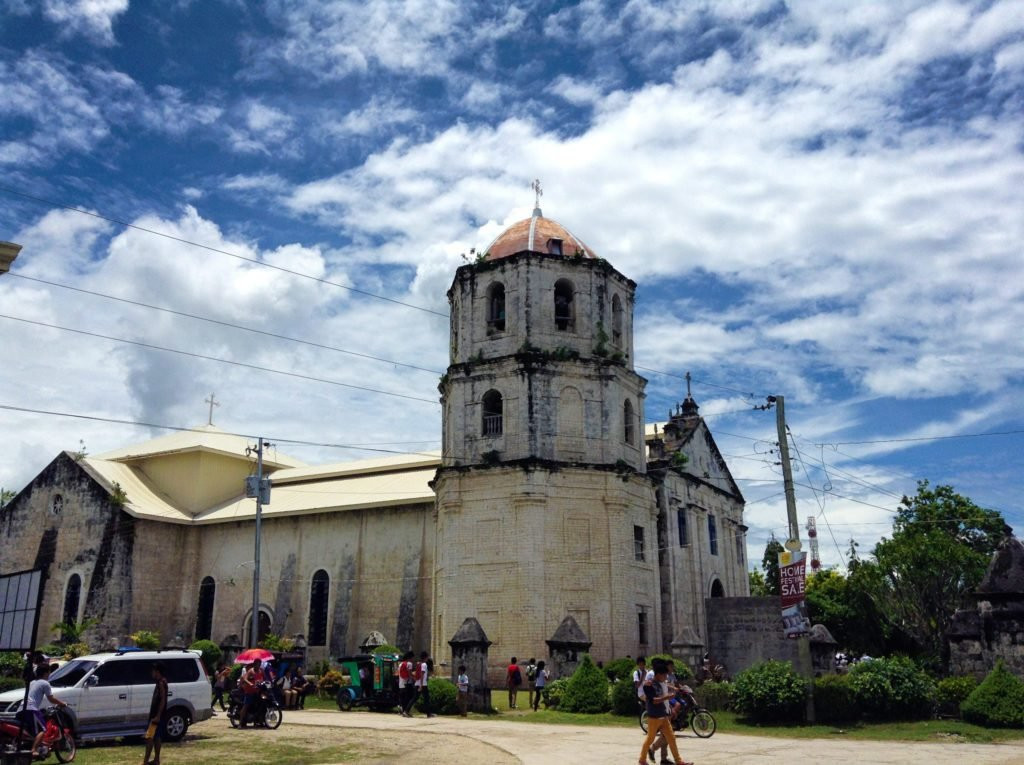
(49, 659, 99, 688)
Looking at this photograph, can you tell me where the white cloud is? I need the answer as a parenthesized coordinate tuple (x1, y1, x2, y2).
(42, 0, 128, 45)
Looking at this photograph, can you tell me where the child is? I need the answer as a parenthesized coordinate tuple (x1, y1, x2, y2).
(531, 660, 550, 711)
(456, 665, 470, 717)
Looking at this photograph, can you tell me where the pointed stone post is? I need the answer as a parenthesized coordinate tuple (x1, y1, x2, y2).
(449, 618, 492, 712)
(546, 615, 592, 679)
(359, 630, 389, 653)
(670, 626, 705, 676)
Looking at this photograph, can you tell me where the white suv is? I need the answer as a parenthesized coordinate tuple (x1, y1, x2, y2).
(0, 650, 213, 742)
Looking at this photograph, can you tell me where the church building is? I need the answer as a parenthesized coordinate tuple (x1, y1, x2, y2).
(0, 205, 748, 678)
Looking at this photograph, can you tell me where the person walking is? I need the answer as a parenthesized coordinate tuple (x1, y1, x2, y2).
(456, 665, 470, 717)
(505, 657, 523, 710)
(399, 652, 418, 717)
(142, 662, 168, 765)
(531, 660, 549, 711)
(211, 664, 230, 712)
(416, 652, 435, 717)
(637, 659, 689, 765)
(525, 658, 538, 709)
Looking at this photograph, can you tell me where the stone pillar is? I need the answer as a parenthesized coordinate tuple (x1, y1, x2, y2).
(219, 634, 243, 666)
(546, 615, 592, 679)
(670, 626, 704, 675)
(449, 617, 492, 712)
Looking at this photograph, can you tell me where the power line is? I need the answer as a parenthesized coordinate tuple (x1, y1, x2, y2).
(817, 429, 1024, 446)
(0, 313, 439, 405)
(8, 273, 443, 376)
(0, 184, 447, 318)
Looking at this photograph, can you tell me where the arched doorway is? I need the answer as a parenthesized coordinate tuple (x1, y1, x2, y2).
(710, 579, 725, 598)
(242, 608, 273, 646)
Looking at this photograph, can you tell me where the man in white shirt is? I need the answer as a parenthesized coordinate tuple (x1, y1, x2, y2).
(417, 652, 435, 718)
(27, 664, 67, 757)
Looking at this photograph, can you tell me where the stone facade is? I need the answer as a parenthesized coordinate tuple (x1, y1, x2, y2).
(1, 209, 749, 681)
(949, 537, 1024, 678)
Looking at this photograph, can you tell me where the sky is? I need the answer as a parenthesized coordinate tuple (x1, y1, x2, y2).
(1, 0, 1023, 571)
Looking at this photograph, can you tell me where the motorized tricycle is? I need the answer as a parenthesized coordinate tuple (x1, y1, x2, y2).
(333, 653, 402, 712)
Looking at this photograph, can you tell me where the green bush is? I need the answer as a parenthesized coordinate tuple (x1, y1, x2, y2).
(372, 643, 401, 655)
(257, 633, 293, 652)
(542, 677, 570, 708)
(731, 660, 806, 723)
(611, 675, 642, 715)
(64, 642, 91, 659)
(189, 640, 223, 674)
(318, 669, 345, 697)
(848, 656, 935, 720)
(0, 652, 24, 678)
(936, 675, 979, 718)
(604, 657, 637, 683)
(647, 654, 694, 682)
(961, 661, 1024, 728)
(130, 630, 161, 650)
(694, 681, 732, 712)
(416, 678, 459, 715)
(0, 677, 24, 693)
(561, 655, 610, 713)
(814, 674, 858, 723)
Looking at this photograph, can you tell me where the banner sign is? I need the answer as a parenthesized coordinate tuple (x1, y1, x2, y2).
(779, 551, 811, 639)
(0, 568, 44, 652)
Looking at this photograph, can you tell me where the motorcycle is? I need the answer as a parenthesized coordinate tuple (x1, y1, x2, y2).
(0, 707, 77, 762)
(639, 685, 716, 739)
(226, 681, 282, 730)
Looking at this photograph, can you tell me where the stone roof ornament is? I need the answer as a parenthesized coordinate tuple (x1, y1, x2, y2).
(531, 178, 543, 217)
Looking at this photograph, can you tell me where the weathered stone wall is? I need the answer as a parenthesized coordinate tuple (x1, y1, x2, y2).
(949, 600, 1024, 679)
(0, 452, 139, 648)
(705, 597, 800, 676)
(433, 464, 659, 685)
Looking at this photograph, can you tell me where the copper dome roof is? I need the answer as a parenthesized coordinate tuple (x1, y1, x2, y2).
(483, 209, 598, 261)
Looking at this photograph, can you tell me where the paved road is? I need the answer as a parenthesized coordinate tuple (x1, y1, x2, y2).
(285, 709, 1024, 764)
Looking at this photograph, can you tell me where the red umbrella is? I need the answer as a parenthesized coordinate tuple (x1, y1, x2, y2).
(234, 648, 274, 664)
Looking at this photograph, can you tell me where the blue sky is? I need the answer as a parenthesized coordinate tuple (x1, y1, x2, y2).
(2, 0, 1023, 569)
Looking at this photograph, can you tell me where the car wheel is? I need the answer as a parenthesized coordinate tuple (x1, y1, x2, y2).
(163, 709, 190, 742)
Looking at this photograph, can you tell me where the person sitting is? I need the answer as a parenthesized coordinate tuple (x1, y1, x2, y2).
(291, 667, 310, 709)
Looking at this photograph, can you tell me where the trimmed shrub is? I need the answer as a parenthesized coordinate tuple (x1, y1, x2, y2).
(694, 681, 732, 712)
(258, 633, 294, 652)
(416, 678, 459, 715)
(130, 630, 160, 650)
(936, 675, 979, 718)
(0, 652, 24, 678)
(604, 657, 637, 683)
(611, 676, 642, 716)
(731, 660, 806, 723)
(317, 669, 345, 697)
(189, 640, 223, 674)
(64, 642, 91, 659)
(372, 643, 401, 655)
(543, 677, 570, 708)
(561, 654, 610, 713)
(814, 674, 858, 723)
(961, 661, 1024, 728)
(848, 656, 934, 720)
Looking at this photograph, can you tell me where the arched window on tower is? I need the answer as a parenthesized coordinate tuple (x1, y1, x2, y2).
(308, 569, 330, 647)
(554, 279, 574, 331)
(624, 399, 635, 445)
(487, 282, 505, 333)
(482, 390, 503, 436)
(195, 576, 215, 641)
(612, 294, 623, 346)
(62, 574, 81, 626)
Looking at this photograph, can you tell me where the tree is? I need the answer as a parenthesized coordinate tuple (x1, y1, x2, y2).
(748, 569, 769, 596)
(761, 537, 784, 597)
(0, 488, 15, 509)
(52, 617, 98, 645)
(870, 481, 1007, 670)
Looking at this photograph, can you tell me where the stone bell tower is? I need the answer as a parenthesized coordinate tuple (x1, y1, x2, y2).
(432, 195, 661, 679)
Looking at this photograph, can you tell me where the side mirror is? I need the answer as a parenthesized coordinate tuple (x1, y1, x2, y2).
(85, 675, 99, 687)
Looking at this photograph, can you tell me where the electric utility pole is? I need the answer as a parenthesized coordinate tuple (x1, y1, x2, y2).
(245, 438, 272, 647)
(767, 394, 815, 722)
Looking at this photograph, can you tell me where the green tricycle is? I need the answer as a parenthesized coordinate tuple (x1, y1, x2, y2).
(333, 653, 402, 712)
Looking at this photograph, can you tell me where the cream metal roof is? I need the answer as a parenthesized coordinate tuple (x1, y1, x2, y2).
(93, 425, 304, 469)
(81, 449, 440, 526)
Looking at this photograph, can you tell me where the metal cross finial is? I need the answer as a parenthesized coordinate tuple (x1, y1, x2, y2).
(205, 392, 220, 426)
(531, 178, 543, 208)
(685, 371, 692, 398)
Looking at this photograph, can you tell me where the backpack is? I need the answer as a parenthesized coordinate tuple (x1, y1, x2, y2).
(511, 666, 522, 686)
(413, 662, 423, 682)
(398, 661, 411, 681)
(526, 664, 537, 681)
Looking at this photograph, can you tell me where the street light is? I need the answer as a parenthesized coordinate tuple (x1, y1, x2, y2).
(0, 241, 21, 275)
